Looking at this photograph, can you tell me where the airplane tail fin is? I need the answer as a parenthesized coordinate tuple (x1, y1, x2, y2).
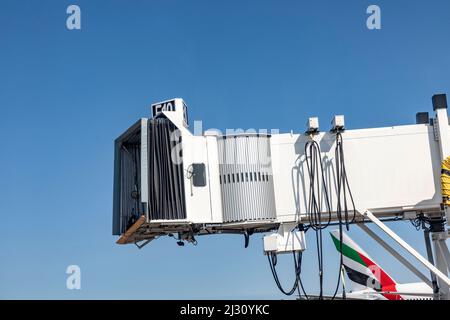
(330, 230, 400, 297)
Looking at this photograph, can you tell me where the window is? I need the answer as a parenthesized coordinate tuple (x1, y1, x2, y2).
(192, 163, 206, 187)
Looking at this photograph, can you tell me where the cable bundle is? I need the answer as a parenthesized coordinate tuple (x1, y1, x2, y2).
(305, 140, 333, 229)
(267, 251, 308, 298)
(334, 132, 356, 229)
(332, 132, 356, 299)
(304, 140, 333, 299)
(268, 134, 356, 300)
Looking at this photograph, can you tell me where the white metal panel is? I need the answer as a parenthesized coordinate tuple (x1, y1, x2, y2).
(205, 135, 223, 223)
(263, 223, 306, 254)
(271, 123, 442, 222)
(182, 135, 214, 223)
(435, 108, 450, 160)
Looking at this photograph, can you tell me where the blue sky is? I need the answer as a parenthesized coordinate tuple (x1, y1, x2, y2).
(0, 0, 449, 299)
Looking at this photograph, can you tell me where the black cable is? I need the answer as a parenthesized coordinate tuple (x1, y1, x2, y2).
(293, 251, 302, 299)
(331, 131, 356, 300)
(296, 225, 309, 299)
(304, 140, 332, 300)
(267, 252, 297, 296)
(298, 275, 309, 300)
(295, 251, 309, 300)
(411, 216, 422, 230)
(269, 134, 356, 300)
(334, 132, 356, 228)
(331, 223, 344, 300)
(316, 230, 324, 299)
(267, 253, 294, 296)
(267, 250, 303, 297)
(304, 140, 332, 230)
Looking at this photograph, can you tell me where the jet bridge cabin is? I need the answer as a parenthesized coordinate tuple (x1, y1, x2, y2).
(113, 96, 450, 246)
(112, 99, 279, 244)
(112, 95, 450, 300)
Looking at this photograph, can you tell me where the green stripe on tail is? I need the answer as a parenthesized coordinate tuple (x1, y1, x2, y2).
(330, 233, 367, 267)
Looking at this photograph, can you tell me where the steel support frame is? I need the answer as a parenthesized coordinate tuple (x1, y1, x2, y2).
(362, 210, 450, 300)
(432, 102, 450, 299)
(423, 229, 440, 299)
(432, 231, 450, 299)
(357, 223, 432, 286)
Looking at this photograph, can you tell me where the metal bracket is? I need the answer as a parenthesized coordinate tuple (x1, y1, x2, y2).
(263, 223, 306, 254)
(134, 238, 154, 249)
(432, 118, 440, 142)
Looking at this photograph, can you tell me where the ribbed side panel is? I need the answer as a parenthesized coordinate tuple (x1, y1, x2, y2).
(147, 118, 187, 220)
(218, 135, 276, 223)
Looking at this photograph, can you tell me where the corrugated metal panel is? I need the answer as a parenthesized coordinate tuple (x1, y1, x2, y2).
(217, 135, 276, 222)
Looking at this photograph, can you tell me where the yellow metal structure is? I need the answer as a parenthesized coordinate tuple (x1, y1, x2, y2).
(442, 156, 450, 205)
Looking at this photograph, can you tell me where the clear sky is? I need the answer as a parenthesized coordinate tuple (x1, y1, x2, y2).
(1, 0, 449, 299)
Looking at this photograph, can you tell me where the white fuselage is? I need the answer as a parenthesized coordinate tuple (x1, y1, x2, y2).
(348, 282, 433, 300)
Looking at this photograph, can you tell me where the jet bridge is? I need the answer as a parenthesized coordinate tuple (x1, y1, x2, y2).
(112, 94, 450, 299)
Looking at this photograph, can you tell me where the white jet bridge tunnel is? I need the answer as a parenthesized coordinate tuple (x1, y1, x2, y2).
(112, 95, 450, 300)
